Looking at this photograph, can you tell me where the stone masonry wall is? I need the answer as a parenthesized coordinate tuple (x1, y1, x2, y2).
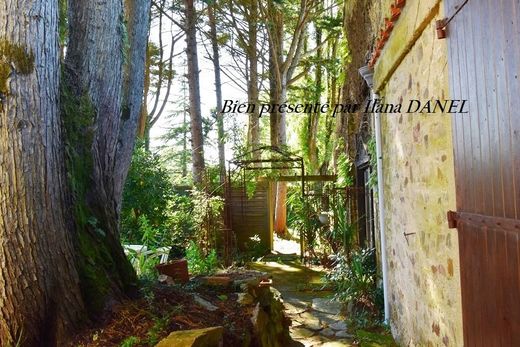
(369, 1, 463, 346)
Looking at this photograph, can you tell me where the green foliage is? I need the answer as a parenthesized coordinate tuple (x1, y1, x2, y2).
(191, 189, 224, 250)
(185, 241, 218, 275)
(326, 248, 383, 329)
(146, 314, 171, 345)
(120, 336, 139, 347)
(355, 329, 398, 347)
(367, 137, 378, 190)
(336, 153, 354, 187)
(58, 0, 68, 46)
(121, 142, 175, 245)
(124, 216, 162, 279)
(330, 196, 356, 254)
(288, 193, 321, 254)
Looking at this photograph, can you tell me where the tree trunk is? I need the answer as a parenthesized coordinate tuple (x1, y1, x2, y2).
(308, 25, 322, 174)
(118, 0, 152, 201)
(0, 1, 84, 345)
(247, 0, 260, 160)
(184, 0, 205, 186)
(64, 0, 141, 316)
(208, 4, 226, 184)
(137, 40, 152, 140)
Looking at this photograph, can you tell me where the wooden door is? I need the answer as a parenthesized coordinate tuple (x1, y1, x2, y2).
(446, 0, 520, 344)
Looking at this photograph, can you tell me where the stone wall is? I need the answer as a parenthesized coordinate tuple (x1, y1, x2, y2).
(368, 1, 463, 345)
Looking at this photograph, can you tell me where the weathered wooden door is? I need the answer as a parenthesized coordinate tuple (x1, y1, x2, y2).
(446, 0, 520, 345)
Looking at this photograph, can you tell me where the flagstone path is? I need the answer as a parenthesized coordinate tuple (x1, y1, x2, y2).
(249, 256, 355, 347)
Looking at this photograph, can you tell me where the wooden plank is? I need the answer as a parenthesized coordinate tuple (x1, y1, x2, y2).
(277, 175, 337, 182)
(447, 0, 520, 343)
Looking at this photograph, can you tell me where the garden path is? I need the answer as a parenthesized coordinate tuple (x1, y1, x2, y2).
(250, 256, 355, 347)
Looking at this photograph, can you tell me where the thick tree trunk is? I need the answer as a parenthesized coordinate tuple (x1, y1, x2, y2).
(0, 1, 84, 345)
(184, 0, 205, 186)
(65, 0, 140, 315)
(267, 4, 289, 236)
(208, 4, 226, 184)
(117, 0, 151, 200)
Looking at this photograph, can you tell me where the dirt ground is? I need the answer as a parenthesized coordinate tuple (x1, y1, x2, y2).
(69, 276, 258, 346)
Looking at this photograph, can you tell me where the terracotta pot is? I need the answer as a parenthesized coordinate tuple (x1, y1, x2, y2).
(156, 259, 189, 283)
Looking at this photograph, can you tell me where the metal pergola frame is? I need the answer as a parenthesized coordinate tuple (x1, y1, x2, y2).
(224, 146, 346, 261)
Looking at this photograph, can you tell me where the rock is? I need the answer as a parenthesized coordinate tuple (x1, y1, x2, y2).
(251, 303, 269, 331)
(329, 320, 347, 331)
(192, 294, 218, 311)
(237, 293, 254, 306)
(313, 311, 339, 327)
(335, 331, 353, 339)
(290, 326, 315, 339)
(311, 298, 342, 315)
(155, 326, 223, 347)
(284, 302, 307, 315)
(320, 328, 336, 338)
(322, 341, 353, 347)
(201, 276, 232, 287)
(294, 312, 322, 331)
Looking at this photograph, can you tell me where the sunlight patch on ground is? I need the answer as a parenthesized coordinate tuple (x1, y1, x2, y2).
(273, 230, 301, 255)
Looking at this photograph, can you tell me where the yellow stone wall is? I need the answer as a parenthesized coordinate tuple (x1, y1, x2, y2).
(370, 1, 463, 345)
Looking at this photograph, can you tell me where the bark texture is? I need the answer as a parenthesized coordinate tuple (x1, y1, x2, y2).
(64, 0, 139, 315)
(0, 1, 84, 345)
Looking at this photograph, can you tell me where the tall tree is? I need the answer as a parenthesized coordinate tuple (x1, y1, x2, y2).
(261, 0, 318, 235)
(207, 2, 226, 184)
(0, 2, 84, 344)
(0, 0, 151, 344)
(184, 0, 205, 185)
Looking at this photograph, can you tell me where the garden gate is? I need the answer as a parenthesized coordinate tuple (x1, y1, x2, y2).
(445, 0, 520, 344)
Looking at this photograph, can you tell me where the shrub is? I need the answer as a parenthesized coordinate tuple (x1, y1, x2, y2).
(326, 248, 383, 328)
(121, 142, 174, 244)
(185, 241, 218, 275)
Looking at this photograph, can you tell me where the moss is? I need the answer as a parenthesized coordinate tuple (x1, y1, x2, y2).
(60, 82, 137, 315)
(356, 329, 398, 347)
(0, 39, 35, 95)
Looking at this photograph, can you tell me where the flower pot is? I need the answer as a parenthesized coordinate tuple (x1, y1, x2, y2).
(156, 259, 189, 283)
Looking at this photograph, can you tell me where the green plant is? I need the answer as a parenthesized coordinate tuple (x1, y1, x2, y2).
(185, 241, 219, 275)
(125, 216, 161, 279)
(146, 314, 170, 345)
(367, 137, 378, 191)
(288, 195, 321, 257)
(121, 141, 175, 244)
(326, 248, 383, 329)
(120, 336, 139, 347)
(336, 152, 354, 187)
(191, 189, 224, 251)
(330, 196, 356, 254)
